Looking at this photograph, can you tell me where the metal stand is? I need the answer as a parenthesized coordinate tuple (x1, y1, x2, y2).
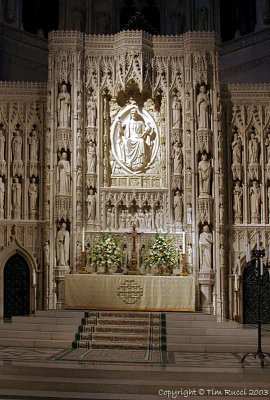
(241, 249, 270, 368)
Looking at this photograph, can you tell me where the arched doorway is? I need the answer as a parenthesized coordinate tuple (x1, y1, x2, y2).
(243, 259, 270, 324)
(4, 254, 30, 319)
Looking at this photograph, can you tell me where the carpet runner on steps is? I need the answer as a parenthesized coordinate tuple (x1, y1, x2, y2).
(55, 311, 167, 363)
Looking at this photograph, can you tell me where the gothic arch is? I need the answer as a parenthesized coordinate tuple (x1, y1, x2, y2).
(0, 237, 37, 320)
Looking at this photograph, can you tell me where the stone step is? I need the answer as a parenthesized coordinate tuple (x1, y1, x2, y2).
(0, 329, 74, 341)
(0, 365, 270, 400)
(11, 316, 82, 325)
(0, 322, 79, 332)
(166, 327, 257, 336)
(35, 310, 85, 318)
(0, 337, 70, 348)
(167, 342, 270, 352)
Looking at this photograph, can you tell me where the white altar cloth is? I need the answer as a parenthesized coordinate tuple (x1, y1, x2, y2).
(65, 274, 195, 312)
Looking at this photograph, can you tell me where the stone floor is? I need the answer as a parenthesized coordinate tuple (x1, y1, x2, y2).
(0, 311, 269, 399)
(0, 345, 269, 399)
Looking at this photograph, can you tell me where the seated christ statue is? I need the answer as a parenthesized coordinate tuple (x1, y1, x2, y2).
(118, 108, 154, 171)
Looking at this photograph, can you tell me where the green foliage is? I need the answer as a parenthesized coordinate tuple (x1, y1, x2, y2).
(92, 234, 122, 268)
(144, 233, 178, 270)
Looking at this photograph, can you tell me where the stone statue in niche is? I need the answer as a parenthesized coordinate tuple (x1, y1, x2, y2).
(28, 177, 38, 213)
(12, 176, 21, 215)
(265, 131, 270, 164)
(77, 166, 82, 186)
(106, 207, 114, 229)
(231, 132, 242, 164)
(12, 128, 22, 161)
(116, 107, 156, 172)
(119, 210, 126, 229)
(77, 91, 82, 113)
(0, 129, 5, 161)
(248, 131, 259, 164)
(172, 95, 181, 128)
(28, 128, 39, 162)
(173, 190, 183, 223)
(57, 152, 70, 195)
(155, 208, 163, 230)
(233, 181, 243, 217)
(109, 97, 121, 122)
(187, 203, 192, 225)
(250, 180, 261, 215)
(196, 85, 210, 130)
(44, 241, 50, 266)
(173, 141, 183, 174)
(198, 153, 211, 196)
(56, 222, 70, 266)
(57, 84, 70, 128)
(0, 176, 5, 215)
(87, 95, 97, 127)
(185, 92, 190, 113)
(76, 201, 82, 221)
(199, 225, 213, 271)
(86, 140, 96, 173)
(86, 188, 96, 221)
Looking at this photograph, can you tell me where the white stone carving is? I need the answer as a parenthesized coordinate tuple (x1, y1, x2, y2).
(56, 223, 70, 266)
(86, 140, 96, 174)
(11, 176, 21, 218)
(196, 85, 210, 130)
(87, 188, 96, 221)
(173, 190, 183, 223)
(28, 128, 39, 161)
(111, 105, 158, 173)
(198, 153, 211, 196)
(231, 132, 242, 164)
(57, 84, 70, 128)
(248, 130, 260, 164)
(172, 141, 183, 175)
(86, 94, 97, 127)
(233, 181, 243, 223)
(28, 177, 38, 216)
(172, 94, 181, 128)
(199, 225, 213, 272)
(250, 180, 261, 222)
(12, 128, 22, 161)
(57, 152, 70, 195)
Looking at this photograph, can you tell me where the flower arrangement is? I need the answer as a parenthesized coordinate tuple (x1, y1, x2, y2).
(144, 233, 178, 274)
(91, 234, 122, 273)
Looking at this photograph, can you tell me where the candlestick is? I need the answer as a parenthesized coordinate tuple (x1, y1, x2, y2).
(260, 257, 264, 276)
(82, 228, 85, 252)
(182, 231, 186, 255)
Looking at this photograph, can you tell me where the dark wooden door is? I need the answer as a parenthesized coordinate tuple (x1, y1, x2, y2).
(4, 254, 30, 319)
(243, 259, 270, 324)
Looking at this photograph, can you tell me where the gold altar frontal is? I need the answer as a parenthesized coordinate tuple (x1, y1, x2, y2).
(65, 274, 195, 312)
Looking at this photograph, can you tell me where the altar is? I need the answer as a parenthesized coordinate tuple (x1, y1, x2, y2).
(65, 274, 195, 312)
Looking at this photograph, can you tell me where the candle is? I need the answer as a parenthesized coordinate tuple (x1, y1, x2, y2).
(257, 232, 260, 250)
(260, 257, 264, 276)
(182, 231, 186, 254)
(82, 228, 85, 252)
(246, 243, 250, 262)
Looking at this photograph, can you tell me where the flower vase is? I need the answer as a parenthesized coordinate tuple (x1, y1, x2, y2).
(104, 263, 110, 274)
